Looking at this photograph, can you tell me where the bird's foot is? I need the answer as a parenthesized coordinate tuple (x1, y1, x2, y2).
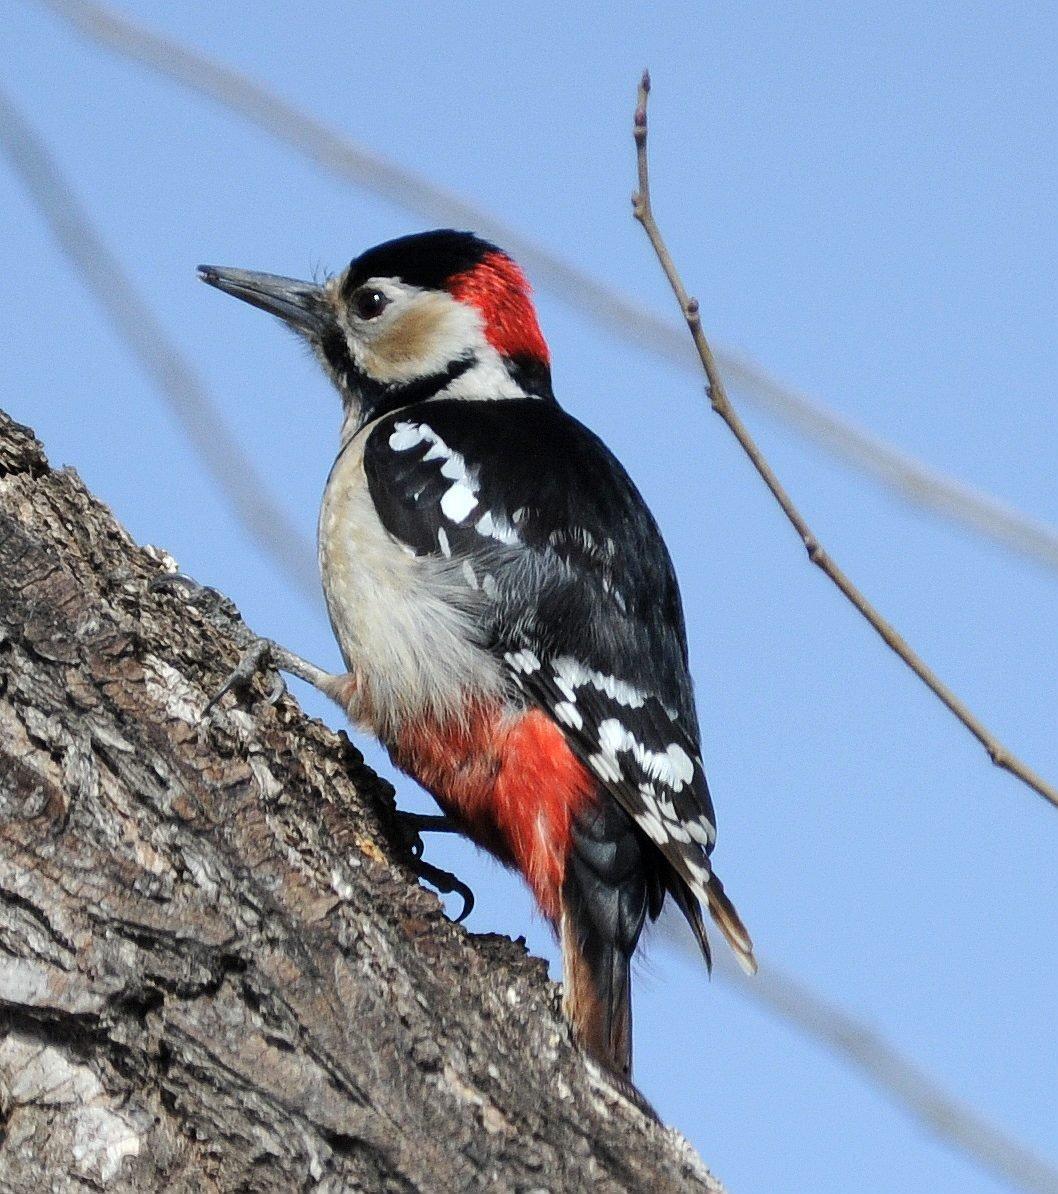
(152, 572, 475, 919)
(151, 571, 341, 713)
(205, 637, 286, 715)
(393, 811, 462, 858)
(408, 855, 476, 924)
(392, 811, 474, 922)
(150, 570, 247, 639)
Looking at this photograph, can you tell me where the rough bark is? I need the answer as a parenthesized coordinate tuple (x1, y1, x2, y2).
(0, 409, 720, 1193)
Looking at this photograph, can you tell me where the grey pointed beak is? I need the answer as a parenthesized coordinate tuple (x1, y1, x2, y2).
(197, 265, 328, 337)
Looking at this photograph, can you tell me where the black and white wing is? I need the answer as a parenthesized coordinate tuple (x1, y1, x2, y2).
(364, 397, 755, 972)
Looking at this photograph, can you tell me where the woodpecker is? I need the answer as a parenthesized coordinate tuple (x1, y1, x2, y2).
(198, 229, 755, 1085)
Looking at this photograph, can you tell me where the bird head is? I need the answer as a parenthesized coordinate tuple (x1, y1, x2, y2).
(199, 230, 553, 429)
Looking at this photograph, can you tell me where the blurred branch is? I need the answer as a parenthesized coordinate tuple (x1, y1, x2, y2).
(0, 85, 319, 606)
(630, 71, 1057, 810)
(40, 0, 1058, 577)
(699, 940, 1058, 1194)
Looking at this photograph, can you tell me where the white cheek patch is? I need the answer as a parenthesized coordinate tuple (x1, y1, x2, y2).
(349, 284, 487, 386)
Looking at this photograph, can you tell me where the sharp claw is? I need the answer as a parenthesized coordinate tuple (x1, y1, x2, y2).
(413, 858, 475, 922)
(391, 812, 473, 920)
(203, 680, 231, 718)
(203, 638, 274, 719)
(264, 671, 287, 705)
(452, 881, 475, 923)
(150, 571, 227, 606)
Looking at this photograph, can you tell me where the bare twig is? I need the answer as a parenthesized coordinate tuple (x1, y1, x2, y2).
(630, 70, 1056, 810)
(39, 0, 1058, 577)
(0, 87, 319, 605)
(721, 352, 1058, 574)
(704, 942, 1058, 1194)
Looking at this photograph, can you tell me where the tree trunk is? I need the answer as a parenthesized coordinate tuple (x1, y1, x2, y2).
(0, 409, 721, 1193)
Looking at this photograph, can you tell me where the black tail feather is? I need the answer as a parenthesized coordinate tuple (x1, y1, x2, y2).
(561, 799, 658, 1077)
(668, 874, 713, 973)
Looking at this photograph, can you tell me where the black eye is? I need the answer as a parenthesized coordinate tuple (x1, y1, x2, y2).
(351, 286, 389, 321)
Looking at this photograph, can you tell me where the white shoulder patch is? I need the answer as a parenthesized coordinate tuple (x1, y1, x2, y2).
(389, 421, 479, 525)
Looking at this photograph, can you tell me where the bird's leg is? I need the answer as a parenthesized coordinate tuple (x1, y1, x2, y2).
(394, 811, 462, 855)
(204, 636, 344, 715)
(151, 570, 475, 920)
(388, 811, 473, 920)
(150, 572, 348, 710)
(206, 631, 478, 919)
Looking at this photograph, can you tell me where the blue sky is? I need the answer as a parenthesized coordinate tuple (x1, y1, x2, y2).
(4, 3, 1057, 1191)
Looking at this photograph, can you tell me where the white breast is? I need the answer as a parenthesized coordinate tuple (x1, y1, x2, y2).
(318, 422, 504, 741)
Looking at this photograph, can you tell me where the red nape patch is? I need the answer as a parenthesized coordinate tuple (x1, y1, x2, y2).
(392, 704, 594, 923)
(447, 251, 551, 365)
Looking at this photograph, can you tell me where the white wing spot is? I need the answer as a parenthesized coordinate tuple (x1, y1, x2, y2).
(595, 718, 695, 792)
(389, 421, 479, 525)
(552, 657, 646, 709)
(684, 855, 713, 901)
(504, 649, 541, 675)
(637, 809, 668, 844)
(688, 818, 716, 847)
(437, 527, 451, 558)
(475, 509, 520, 546)
(388, 422, 426, 451)
(553, 701, 583, 730)
(588, 752, 623, 784)
(656, 794, 677, 822)
(441, 483, 478, 523)
(461, 560, 479, 590)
